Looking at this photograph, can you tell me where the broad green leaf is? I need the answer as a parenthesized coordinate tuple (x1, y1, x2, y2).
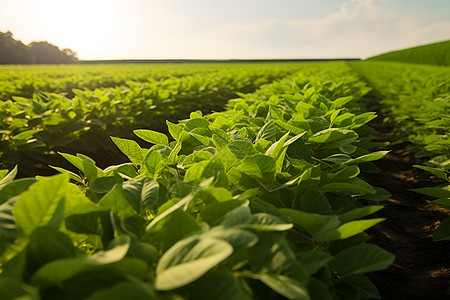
(155, 236, 233, 291)
(331, 96, 353, 109)
(59, 153, 103, 182)
(185, 270, 251, 300)
(345, 151, 389, 165)
(205, 228, 258, 252)
(98, 184, 136, 219)
(340, 274, 381, 299)
(255, 120, 277, 142)
(146, 194, 194, 231)
(142, 150, 163, 177)
(430, 198, 450, 209)
(0, 198, 18, 239)
(294, 187, 332, 214)
(0, 178, 37, 204)
(0, 277, 39, 300)
(360, 187, 392, 202)
(31, 237, 131, 286)
(50, 165, 83, 183)
(332, 243, 394, 279)
(412, 185, 450, 198)
(185, 118, 211, 130)
(28, 226, 77, 264)
(91, 176, 123, 194)
(321, 178, 376, 195)
(166, 120, 183, 141)
(122, 177, 159, 212)
(157, 209, 201, 252)
(168, 141, 182, 165)
(134, 129, 169, 146)
(221, 205, 252, 228)
(200, 200, 248, 226)
(279, 208, 325, 235)
(257, 273, 310, 300)
(85, 281, 157, 300)
(14, 174, 68, 236)
(321, 218, 384, 241)
(296, 250, 332, 274)
(339, 205, 384, 223)
(0, 165, 18, 190)
(433, 216, 450, 241)
(308, 128, 356, 143)
(248, 213, 293, 231)
(240, 154, 276, 185)
(249, 233, 310, 300)
(265, 131, 290, 158)
(228, 140, 257, 159)
(414, 165, 448, 181)
(111, 137, 144, 165)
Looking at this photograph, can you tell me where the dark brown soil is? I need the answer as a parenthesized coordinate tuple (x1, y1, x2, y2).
(364, 105, 450, 299)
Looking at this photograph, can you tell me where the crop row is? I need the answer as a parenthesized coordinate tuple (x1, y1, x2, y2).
(0, 64, 302, 177)
(352, 61, 450, 241)
(0, 63, 302, 100)
(0, 62, 394, 299)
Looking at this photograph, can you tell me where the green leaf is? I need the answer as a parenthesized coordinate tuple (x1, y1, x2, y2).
(0, 165, 18, 190)
(340, 275, 381, 299)
(296, 250, 332, 274)
(185, 270, 250, 300)
(221, 205, 252, 228)
(98, 184, 136, 219)
(321, 178, 376, 195)
(85, 281, 157, 300)
(228, 140, 257, 159)
(294, 187, 332, 214)
(134, 129, 169, 146)
(321, 218, 384, 241)
(111, 137, 144, 165)
(0, 277, 39, 300)
(308, 128, 356, 143)
(14, 174, 68, 236)
(167, 120, 183, 141)
(31, 237, 131, 286)
(360, 187, 391, 202)
(249, 233, 310, 300)
(279, 208, 325, 235)
(339, 205, 384, 223)
(50, 166, 84, 183)
(257, 274, 310, 300)
(205, 228, 258, 252)
(142, 150, 163, 177)
(412, 185, 450, 198)
(28, 226, 77, 264)
(122, 177, 159, 212)
(240, 154, 276, 185)
(249, 213, 293, 231)
(155, 236, 233, 291)
(255, 120, 277, 142)
(332, 243, 394, 279)
(200, 200, 248, 226)
(414, 165, 448, 181)
(345, 151, 389, 165)
(0, 178, 37, 204)
(433, 216, 450, 241)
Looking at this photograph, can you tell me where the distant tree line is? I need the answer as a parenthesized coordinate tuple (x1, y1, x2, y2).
(0, 31, 78, 64)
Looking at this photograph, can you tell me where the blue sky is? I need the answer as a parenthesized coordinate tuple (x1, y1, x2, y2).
(1, 0, 449, 60)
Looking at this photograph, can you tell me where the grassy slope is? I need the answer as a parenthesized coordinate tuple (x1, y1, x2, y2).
(367, 40, 450, 66)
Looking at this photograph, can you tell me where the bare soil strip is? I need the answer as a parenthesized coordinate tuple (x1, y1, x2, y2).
(364, 102, 450, 300)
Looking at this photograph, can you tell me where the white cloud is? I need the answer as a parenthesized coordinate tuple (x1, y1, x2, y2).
(187, 0, 450, 59)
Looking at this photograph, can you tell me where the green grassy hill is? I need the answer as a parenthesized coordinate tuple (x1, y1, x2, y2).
(367, 40, 450, 66)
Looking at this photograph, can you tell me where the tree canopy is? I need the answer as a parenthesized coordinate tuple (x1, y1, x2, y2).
(0, 31, 78, 64)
